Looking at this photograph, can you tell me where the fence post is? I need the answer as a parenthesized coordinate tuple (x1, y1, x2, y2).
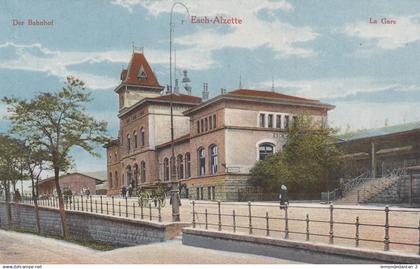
(418, 219, 420, 255)
(233, 210, 236, 233)
(284, 204, 289, 239)
(306, 214, 310, 241)
(149, 203, 152, 221)
(192, 200, 196, 228)
(218, 201, 222, 231)
(266, 212, 270, 236)
(125, 198, 128, 218)
(205, 208, 208, 230)
(95, 199, 97, 213)
(118, 201, 121, 217)
(133, 203, 136, 219)
(329, 204, 334, 244)
(141, 200, 144, 220)
(77, 197, 80, 211)
(355, 216, 360, 247)
(158, 200, 162, 222)
(384, 205, 390, 251)
(112, 196, 115, 216)
(72, 196, 75, 210)
(248, 201, 253, 235)
(100, 196, 103, 214)
(106, 201, 109, 215)
(85, 197, 88, 212)
(90, 195, 93, 212)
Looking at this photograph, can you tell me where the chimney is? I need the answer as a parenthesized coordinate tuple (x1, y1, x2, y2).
(220, 88, 226, 95)
(202, 82, 209, 101)
(182, 70, 192, 96)
(174, 78, 180, 95)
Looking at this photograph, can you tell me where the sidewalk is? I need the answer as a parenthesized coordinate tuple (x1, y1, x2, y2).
(0, 229, 296, 264)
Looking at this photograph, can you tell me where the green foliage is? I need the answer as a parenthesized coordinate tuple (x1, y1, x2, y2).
(3, 76, 109, 172)
(250, 114, 344, 194)
(0, 135, 24, 188)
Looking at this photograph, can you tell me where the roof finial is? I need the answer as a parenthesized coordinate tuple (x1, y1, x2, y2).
(239, 73, 242, 89)
(132, 41, 135, 52)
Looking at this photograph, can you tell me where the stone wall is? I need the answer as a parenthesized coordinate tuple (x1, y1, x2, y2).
(367, 176, 420, 204)
(182, 228, 420, 264)
(0, 202, 189, 246)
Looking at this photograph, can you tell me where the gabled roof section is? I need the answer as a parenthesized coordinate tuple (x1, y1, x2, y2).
(227, 89, 318, 102)
(119, 51, 160, 88)
(184, 88, 334, 116)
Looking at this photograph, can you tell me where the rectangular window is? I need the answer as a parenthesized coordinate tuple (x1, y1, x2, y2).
(197, 120, 200, 133)
(259, 114, 265, 127)
(201, 119, 204, 133)
(196, 188, 200, 200)
(213, 115, 217, 128)
(200, 187, 204, 200)
(284, 115, 290, 130)
(207, 187, 211, 200)
(209, 116, 212, 130)
(212, 186, 216, 200)
(268, 114, 273, 128)
(276, 115, 282, 128)
(205, 118, 208, 132)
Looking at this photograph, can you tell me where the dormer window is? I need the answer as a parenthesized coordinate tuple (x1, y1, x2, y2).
(137, 65, 147, 80)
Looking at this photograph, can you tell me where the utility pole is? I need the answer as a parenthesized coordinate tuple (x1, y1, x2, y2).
(169, 2, 189, 222)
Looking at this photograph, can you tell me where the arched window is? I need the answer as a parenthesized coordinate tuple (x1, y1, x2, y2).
(109, 153, 112, 162)
(134, 131, 138, 148)
(198, 147, 206, 176)
(126, 165, 132, 186)
(210, 145, 218, 175)
(164, 158, 169, 181)
(133, 164, 139, 187)
(140, 161, 146, 183)
(127, 134, 131, 152)
(259, 143, 274, 161)
(114, 171, 118, 188)
(109, 172, 113, 188)
(185, 153, 191, 178)
(177, 154, 184, 179)
(140, 127, 145, 146)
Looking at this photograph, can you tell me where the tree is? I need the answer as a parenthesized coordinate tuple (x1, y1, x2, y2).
(20, 143, 49, 234)
(3, 76, 109, 239)
(250, 114, 344, 196)
(0, 135, 23, 226)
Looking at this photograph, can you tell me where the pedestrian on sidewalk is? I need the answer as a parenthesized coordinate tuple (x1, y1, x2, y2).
(279, 184, 288, 209)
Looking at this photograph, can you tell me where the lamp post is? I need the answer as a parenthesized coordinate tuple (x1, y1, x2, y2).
(169, 2, 190, 222)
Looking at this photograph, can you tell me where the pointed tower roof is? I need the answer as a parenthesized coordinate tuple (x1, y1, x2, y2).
(118, 51, 161, 90)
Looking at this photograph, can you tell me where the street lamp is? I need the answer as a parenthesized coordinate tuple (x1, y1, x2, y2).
(169, 1, 190, 222)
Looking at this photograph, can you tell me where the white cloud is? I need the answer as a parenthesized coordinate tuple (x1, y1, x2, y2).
(0, 42, 216, 89)
(257, 77, 401, 99)
(344, 13, 420, 50)
(111, 0, 318, 58)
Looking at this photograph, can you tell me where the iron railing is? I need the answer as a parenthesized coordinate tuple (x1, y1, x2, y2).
(191, 200, 420, 255)
(7, 194, 164, 223)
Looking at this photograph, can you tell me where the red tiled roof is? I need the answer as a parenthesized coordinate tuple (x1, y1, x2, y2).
(121, 52, 160, 87)
(154, 94, 202, 103)
(227, 89, 318, 102)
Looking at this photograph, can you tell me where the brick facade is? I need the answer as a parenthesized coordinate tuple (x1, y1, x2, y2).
(105, 51, 334, 200)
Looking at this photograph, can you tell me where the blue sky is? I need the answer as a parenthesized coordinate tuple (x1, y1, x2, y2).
(1, 0, 420, 173)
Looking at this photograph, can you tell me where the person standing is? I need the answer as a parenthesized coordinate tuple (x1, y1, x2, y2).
(279, 184, 288, 208)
